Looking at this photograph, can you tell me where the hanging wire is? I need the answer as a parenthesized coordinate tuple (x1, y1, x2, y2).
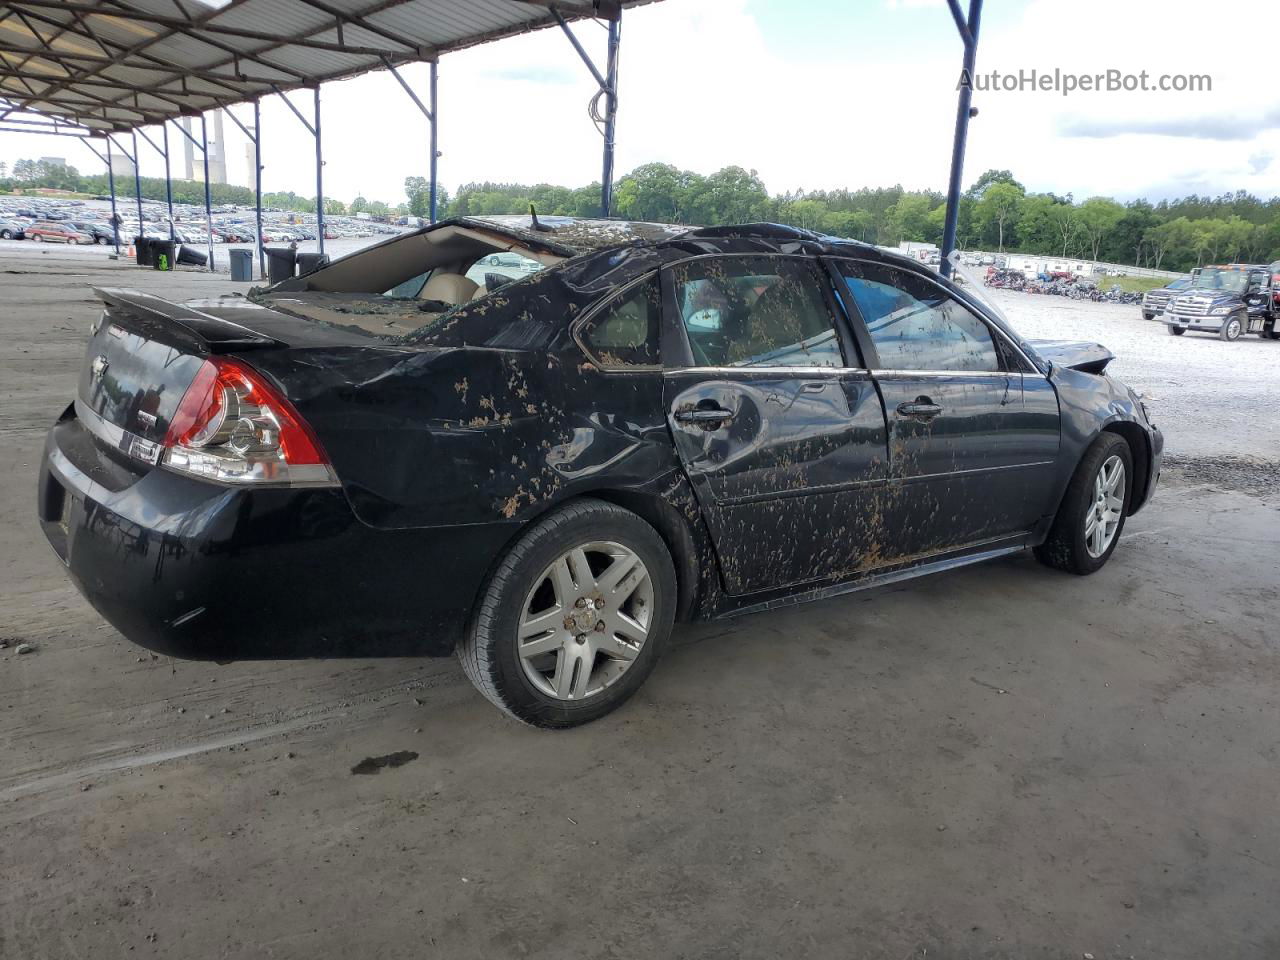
(585, 18, 616, 137)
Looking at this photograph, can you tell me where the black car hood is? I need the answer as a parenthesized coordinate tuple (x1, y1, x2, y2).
(1026, 339, 1114, 374)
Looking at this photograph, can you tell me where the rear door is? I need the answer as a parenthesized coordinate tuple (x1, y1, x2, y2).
(828, 257, 1060, 556)
(662, 254, 890, 596)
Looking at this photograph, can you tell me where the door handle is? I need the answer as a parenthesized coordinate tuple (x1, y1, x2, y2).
(799, 381, 827, 393)
(674, 405, 735, 424)
(897, 400, 942, 419)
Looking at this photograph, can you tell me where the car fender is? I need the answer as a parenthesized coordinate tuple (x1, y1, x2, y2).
(1043, 365, 1154, 522)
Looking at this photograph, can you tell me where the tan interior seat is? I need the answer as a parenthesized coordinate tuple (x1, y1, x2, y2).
(419, 273, 478, 304)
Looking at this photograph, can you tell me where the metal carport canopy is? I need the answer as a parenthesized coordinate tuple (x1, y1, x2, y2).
(0, 0, 652, 132)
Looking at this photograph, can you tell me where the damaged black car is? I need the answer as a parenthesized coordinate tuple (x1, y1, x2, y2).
(37, 216, 1162, 727)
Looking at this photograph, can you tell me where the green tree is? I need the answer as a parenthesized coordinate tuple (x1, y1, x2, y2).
(966, 169, 1024, 200)
(1049, 203, 1080, 257)
(1076, 197, 1126, 261)
(1145, 217, 1195, 270)
(884, 193, 934, 244)
(614, 163, 693, 222)
(975, 181, 1024, 252)
(350, 195, 368, 214)
(404, 176, 431, 218)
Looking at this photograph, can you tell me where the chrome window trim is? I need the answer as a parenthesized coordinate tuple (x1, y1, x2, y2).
(569, 272, 663, 375)
(663, 253, 855, 373)
(664, 365, 870, 376)
(825, 255, 1042, 375)
(873, 368, 1046, 380)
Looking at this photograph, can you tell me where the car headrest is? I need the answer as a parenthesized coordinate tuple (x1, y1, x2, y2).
(420, 273, 479, 304)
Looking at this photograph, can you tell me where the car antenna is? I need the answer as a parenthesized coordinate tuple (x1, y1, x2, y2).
(528, 203, 552, 232)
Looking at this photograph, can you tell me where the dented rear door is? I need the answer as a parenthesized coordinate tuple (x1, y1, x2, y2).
(661, 254, 891, 596)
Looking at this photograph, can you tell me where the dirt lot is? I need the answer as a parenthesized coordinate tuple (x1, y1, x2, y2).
(2, 247, 1278, 959)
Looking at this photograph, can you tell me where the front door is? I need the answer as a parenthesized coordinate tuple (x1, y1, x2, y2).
(662, 254, 891, 595)
(829, 258, 1060, 557)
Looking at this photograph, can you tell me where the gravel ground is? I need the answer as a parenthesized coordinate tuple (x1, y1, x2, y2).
(987, 287, 1280, 465)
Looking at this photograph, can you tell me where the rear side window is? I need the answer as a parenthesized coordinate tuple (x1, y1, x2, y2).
(671, 256, 844, 368)
(579, 277, 661, 368)
(835, 261, 1000, 372)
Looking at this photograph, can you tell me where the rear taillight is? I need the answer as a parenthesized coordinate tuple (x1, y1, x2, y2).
(162, 356, 337, 487)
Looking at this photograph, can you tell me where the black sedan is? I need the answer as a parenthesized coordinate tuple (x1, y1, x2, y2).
(38, 217, 1161, 727)
(66, 221, 117, 245)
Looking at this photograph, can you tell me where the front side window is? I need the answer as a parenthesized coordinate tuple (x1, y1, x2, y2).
(835, 261, 1000, 372)
(579, 277, 660, 368)
(671, 256, 844, 368)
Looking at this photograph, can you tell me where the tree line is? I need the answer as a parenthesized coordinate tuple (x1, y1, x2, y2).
(433, 166, 1280, 272)
(5, 156, 1279, 272)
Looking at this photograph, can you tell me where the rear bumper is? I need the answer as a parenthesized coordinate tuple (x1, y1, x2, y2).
(38, 409, 516, 660)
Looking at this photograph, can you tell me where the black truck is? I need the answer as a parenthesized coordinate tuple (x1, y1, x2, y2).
(1163, 262, 1280, 341)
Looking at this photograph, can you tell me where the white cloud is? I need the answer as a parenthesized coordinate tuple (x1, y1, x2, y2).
(2, 0, 1277, 205)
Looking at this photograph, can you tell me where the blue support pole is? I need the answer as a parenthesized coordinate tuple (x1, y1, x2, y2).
(254, 99, 265, 278)
(131, 129, 143, 236)
(201, 113, 215, 272)
(429, 59, 438, 223)
(601, 13, 620, 217)
(161, 122, 175, 241)
(939, 0, 983, 278)
(105, 137, 120, 253)
(313, 86, 325, 257)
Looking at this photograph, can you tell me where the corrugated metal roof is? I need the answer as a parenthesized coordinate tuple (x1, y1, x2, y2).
(0, 0, 657, 134)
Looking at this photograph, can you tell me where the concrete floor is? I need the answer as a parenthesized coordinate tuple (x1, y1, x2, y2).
(2, 248, 1278, 959)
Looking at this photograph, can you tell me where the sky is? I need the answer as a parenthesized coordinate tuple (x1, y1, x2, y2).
(4, 0, 1278, 206)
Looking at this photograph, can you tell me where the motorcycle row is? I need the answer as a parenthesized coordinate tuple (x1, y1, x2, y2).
(984, 268, 1143, 304)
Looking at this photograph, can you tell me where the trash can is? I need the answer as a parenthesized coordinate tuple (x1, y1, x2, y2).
(176, 245, 208, 268)
(296, 252, 330, 276)
(229, 248, 254, 282)
(134, 236, 152, 266)
(265, 247, 297, 285)
(153, 240, 176, 271)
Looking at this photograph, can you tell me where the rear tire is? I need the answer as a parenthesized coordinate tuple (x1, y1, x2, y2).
(459, 499, 677, 728)
(1167, 324, 1185, 335)
(1035, 433, 1133, 576)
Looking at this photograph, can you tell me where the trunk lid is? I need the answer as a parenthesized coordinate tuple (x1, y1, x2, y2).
(78, 288, 368, 445)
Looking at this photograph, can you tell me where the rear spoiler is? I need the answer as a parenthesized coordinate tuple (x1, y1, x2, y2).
(95, 287, 280, 353)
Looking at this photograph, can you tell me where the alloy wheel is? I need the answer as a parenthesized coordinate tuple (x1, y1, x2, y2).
(517, 540, 654, 701)
(1085, 454, 1125, 558)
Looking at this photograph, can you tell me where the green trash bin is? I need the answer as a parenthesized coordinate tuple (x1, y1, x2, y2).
(153, 240, 176, 271)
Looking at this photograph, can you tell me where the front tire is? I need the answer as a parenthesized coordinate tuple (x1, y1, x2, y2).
(1142, 311, 1154, 321)
(1219, 313, 1244, 341)
(459, 499, 677, 728)
(32, 233, 43, 242)
(1035, 433, 1133, 576)
(1167, 324, 1185, 335)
